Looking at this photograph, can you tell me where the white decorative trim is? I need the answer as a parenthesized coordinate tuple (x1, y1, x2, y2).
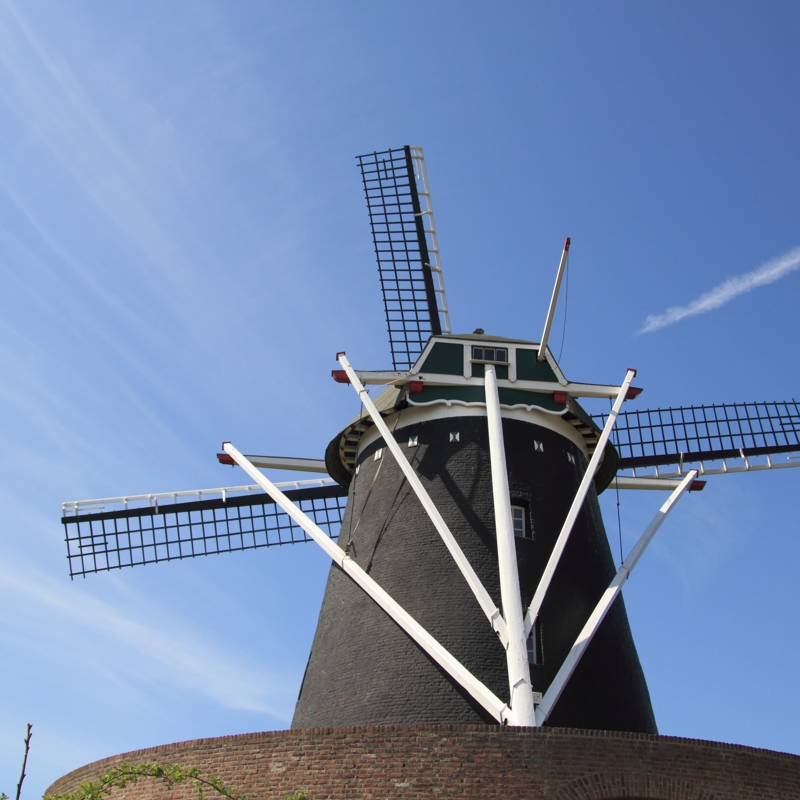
(407, 396, 568, 416)
(356, 402, 588, 456)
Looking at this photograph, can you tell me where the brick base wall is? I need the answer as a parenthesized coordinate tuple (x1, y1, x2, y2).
(46, 725, 800, 800)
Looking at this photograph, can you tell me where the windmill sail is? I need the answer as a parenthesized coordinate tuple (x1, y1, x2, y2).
(357, 146, 450, 370)
(596, 399, 800, 471)
(62, 482, 346, 578)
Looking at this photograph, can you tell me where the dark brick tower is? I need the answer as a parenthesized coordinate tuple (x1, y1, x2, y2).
(292, 334, 656, 733)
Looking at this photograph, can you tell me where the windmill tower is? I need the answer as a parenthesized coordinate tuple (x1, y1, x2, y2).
(62, 146, 800, 734)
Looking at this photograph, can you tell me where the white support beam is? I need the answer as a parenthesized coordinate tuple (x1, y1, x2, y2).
(217, 454, 328, 473)
(337, 353, 510, 647)
(524, 368, 637, 638)
(610, 475, 694, 491)
(333, 370, 410, 385)
(538, 237, 571, 361)
(337, 369, 638, 401)
(534, 470, 698, 726)
(484, 364, 536, 726)
(222, 441, 509, 724)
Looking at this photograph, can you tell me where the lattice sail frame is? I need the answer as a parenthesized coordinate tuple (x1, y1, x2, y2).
(62, 481, 347, 578)
(596, 399, 800, 475)
(357, 145, 450, 370)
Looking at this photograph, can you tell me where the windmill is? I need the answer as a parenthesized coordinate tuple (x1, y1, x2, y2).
(61, 145, 800, 733)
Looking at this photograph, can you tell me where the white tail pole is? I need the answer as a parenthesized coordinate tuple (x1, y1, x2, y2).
(484, 364, 536, 726)
(222, 441, 509, 724)
(535, 470, 698, 725)
(538, 237, 571, 361)
(524, 368, 637, 636)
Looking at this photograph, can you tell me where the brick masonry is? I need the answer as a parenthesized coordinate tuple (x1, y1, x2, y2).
(46, 725, 800, 799)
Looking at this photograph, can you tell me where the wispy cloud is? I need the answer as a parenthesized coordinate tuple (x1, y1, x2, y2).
(638, 246, 800, 334)
(0, 561, 294, 717)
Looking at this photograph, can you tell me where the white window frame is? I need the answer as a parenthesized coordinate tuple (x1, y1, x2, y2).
(511, 505, 527, 539)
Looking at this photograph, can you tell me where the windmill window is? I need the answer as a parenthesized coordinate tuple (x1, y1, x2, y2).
(534, 440, 544, 452)
(527, 620, 543, 666)
(471, 346, 508, 364)
(374, 448, 383, 461)
(408, 435, 418, 447)
(450, 431, 460, 442)
(567, 452, 575, 464)
(511, 505, 530, 539)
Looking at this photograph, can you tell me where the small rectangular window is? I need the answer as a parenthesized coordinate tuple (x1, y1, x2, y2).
(527, 620, 543, 666)
(511, 505, 527, 539)
(471, 346, 508, 363)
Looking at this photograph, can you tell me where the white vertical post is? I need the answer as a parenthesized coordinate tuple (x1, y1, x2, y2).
(538, 237, 571, 361)
(484, 364, 536, 726)
(524, 368, 637, 636)
(535, 470, 698, 725)
(222, 441, 509, 724)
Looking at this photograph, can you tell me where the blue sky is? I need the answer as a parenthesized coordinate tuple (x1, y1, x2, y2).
(1, 1, 799, 795)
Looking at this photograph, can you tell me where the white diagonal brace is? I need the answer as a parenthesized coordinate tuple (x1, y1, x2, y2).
(337, 353, 509, 646)
(222, 441, 509, 724)
(524, 368, 637, 637)
(534, 469, 698, 726)
(484, 364, 536, 726)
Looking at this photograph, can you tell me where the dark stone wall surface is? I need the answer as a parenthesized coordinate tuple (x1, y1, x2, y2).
(46, 725, 800, 800)
(292, 413, 655, 733)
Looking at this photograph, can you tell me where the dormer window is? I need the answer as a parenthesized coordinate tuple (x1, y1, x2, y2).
(471, 346, 508, 364)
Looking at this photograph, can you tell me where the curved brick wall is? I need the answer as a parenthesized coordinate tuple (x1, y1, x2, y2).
(47, 725, 800, 800)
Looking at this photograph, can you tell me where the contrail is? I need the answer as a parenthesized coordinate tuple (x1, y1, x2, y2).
(638, 246, 800, 334)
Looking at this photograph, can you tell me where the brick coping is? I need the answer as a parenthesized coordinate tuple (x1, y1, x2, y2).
(51, 723, 800, 785)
